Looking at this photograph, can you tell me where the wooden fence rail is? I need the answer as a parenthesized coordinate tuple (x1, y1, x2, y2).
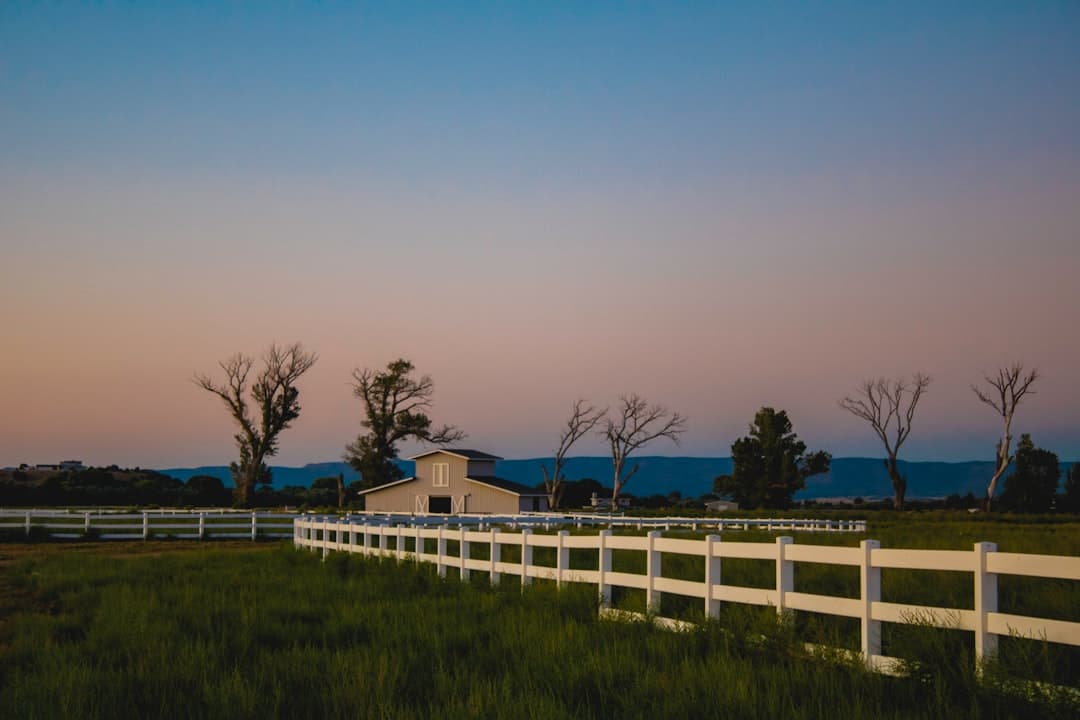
(293, 517, 1080, 675)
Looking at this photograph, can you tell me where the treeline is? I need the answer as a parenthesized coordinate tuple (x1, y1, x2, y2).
(0, 468, 351, 509)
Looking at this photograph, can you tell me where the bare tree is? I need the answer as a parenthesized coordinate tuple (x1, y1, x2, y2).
(972, 363, 1039, 511)
(601, 394, 686, 507)
(839, 373, 931, 510)
(541, 399, 606, 510)
(194, 343, 318, 506)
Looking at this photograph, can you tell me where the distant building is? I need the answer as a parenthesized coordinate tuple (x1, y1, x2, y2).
(705, 499, 739, 512)
(359, 448, 549, 514)
(590, 493, 631, 510)
(33, 460, 86, 472)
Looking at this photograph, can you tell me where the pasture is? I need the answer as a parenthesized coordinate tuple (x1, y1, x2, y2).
(1, 526, 1077, 719)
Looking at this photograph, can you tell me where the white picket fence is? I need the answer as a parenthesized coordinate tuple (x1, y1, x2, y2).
(0, 509, 296, 540)
(293, 516, 1080, 675)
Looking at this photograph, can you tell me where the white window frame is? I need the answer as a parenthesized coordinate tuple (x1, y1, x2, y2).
(433, 462, 449, 487)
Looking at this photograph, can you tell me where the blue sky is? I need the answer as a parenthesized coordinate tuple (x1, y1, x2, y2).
(2, 2, 1078, 466)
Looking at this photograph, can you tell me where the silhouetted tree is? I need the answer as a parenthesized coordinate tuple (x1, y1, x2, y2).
(345, 359, 465, 490)
(186, 475, 229, 506)
(999, 434, 1059, 513)
(839, 373, 931, 510)
(194, 343, 318, 506)
(1062, 463, 1080, 513)
(602, 394, 685, 506)
(972, 364, 1039, 510)
(714, 407, 831, 509)
(542, 399, 606, 509)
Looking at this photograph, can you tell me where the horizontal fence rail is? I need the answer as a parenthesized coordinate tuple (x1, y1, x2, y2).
(293, 517, 1080, 677)
(0, 509, 296, 540)
(0, 508, 865, 540)
(336, 511, 867, 533)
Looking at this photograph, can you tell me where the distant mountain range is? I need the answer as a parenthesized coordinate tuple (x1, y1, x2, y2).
(159, 457, 1077, 500)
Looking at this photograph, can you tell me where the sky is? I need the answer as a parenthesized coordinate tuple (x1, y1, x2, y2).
(2, 2, 1079, 468)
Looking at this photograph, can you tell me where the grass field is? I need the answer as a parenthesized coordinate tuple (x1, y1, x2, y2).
(1, 537, 1077, 719)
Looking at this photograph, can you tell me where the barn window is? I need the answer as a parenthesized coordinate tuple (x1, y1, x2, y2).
(433, 462, 449, 487)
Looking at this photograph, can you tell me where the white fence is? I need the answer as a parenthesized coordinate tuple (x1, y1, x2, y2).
(341, 511, 868, 533)
(293, 517, 1080, 675)
(0, 509, 296, 540)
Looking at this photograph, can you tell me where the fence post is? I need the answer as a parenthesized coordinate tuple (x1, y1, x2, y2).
(25, 510, 31, 537)
(775, 536, 793, 617)
(83, 511, 91, 535)
(490, 528, 501, 585)
(198, 512, 205, 540)
(460, 528, 470, 581)
(860, 539, 881, 667)
(437, 526, 447, 578)
(705, 534, 722, 618)
(396, 525, 404, 561)
(251, 511, 257, 541)
(379, 527, 389, 556)
(521, 529, 533, 590)
(556, 530, 570, 588)
(646, 530, 661, 612)
(598, 529, 612, 608)
(142, 511, 149, 540)
(974, 541, 998, 668)
(414, 525, 422, 563)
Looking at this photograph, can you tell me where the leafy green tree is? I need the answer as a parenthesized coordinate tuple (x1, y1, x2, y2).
(345, 359, 464, 490)
(1063, 463, 1080, 513)
(194, 343, 318, 506)
(1000, 435, 1059, 513)
(714, 407, 831, 509)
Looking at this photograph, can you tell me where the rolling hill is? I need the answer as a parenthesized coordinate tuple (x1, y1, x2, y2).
(160, 457, 1076, 500)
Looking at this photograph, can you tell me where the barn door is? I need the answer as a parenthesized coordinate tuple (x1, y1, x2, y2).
(452, 495, 466, 514)
(415, 495, 429, 513)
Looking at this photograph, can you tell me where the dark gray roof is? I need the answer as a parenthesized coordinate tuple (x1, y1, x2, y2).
(466, 475, 546, 496)
(410, 448, 503, 461)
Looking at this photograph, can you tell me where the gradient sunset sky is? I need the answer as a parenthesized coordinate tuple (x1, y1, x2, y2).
(2, 2, 1078, 468)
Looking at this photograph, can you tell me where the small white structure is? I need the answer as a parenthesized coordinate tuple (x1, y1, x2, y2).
(705, 499, 739, 512)
(590, 493, 631, 510)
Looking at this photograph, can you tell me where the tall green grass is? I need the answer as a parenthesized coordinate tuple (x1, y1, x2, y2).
(1, 543, 1076, 719)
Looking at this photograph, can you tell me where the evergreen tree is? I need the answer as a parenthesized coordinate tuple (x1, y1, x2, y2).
(714, 407, 831, 509)
(1062, 463, 1080, 513)
(1000, 434, 1059, 513)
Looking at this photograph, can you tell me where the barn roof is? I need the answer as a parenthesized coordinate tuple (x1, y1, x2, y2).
(466, 475, 546, 497)
(409, 448, 502, 461)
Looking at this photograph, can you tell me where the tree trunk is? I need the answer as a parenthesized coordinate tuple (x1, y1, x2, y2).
(234, 475, 252, 507)
(886, 455, 905, 511)
(984, 464, 1008, 512)
(611, 458, 623, 508)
